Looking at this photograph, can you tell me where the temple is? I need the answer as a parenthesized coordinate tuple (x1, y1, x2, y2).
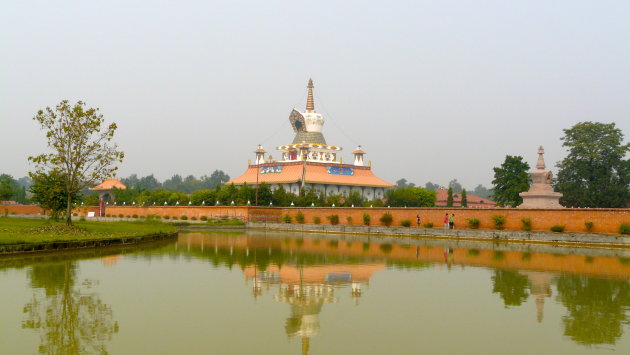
(228, 79, 393, 199)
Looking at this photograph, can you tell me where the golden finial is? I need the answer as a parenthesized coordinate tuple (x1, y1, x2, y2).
(306, 78, 315, 111)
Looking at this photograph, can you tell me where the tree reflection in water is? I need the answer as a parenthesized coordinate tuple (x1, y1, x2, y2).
(22, 261, 118, 355)
(491, 270, 531, 307)
(555, 275, 630, 346)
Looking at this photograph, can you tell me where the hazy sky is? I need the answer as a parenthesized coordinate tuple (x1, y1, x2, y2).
(1, 1, 628, 189)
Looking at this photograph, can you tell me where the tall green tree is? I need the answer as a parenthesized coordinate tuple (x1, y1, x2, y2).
(0, 174, 15, 201)
(29, 171, 78, 219)
(256, 182, 272, 206)
(446, 186, 454, 207)
(461, 189, 468, 207)
(555, 122, 630, 208)
(29, 100, 124, 225)
(492, 156, 531, 207)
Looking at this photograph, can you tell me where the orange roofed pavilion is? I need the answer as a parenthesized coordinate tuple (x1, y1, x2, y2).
(228, 79, 393, 200)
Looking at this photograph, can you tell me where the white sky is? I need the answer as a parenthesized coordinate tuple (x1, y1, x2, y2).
(1, 1, 628, 188)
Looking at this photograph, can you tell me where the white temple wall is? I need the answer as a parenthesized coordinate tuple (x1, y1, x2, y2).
(325, 185, 339, 196)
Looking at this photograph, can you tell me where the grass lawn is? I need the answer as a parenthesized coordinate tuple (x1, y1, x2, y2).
(0, 217, 176, 245)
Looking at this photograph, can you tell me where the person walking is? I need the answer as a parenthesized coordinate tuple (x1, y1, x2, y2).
(443, 213, 449, 229)
(416, 215, 421, 227)
(449, 214, 455, 229)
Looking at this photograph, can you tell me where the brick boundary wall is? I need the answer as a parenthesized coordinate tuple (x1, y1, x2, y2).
(2, 205, 629, 234)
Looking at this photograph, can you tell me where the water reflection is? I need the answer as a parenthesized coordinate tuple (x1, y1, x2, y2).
(1, 232, 629, 353)
(556, 275, 630, 345)
(174, 232, 630, 348)
(22, 261, 118, 355)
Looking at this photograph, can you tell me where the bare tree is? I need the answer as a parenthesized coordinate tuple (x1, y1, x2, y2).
(29, 100, 124, 225)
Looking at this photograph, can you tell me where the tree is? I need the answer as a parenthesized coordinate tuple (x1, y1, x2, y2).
(23, 261, 118, 353)
(473, 184, 492, 199)
(555, 122, 630, 208)
(448, 179, 463, 193)
(29, 100, 124, 225)
(385, 186, 436, 207)
(191, 189, 217, 205)
(272, 186, 290, 206)
(29, 171, 78, 220)
(556, 274, 630, 345)
(424, 182, 440, 191)
(256, 182, 272, 206)
(138, 174, 161, 190)
(491, 270, 530, 307)
(492, 156, 530, 207)
(163, 174, 184, 191)
(461, 189, 468, 207)
(343, 190, 365, 207)
(446, 186, 454, 207)
(396, 178, 414, 188)
(0, 174, 15, 200)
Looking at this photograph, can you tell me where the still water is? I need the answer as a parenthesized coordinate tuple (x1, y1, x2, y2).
(1, 230, 629, 355)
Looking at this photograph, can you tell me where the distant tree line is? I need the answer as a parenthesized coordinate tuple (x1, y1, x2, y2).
(395, 177, 493, 199)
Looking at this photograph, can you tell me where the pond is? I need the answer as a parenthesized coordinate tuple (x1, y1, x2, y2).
(1, 230, 629, 354)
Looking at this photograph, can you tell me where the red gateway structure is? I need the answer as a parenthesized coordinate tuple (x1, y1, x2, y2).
(228, 79, 393, 200)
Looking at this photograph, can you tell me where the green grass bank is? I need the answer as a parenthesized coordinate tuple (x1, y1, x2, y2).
(0, 217, 176, 245)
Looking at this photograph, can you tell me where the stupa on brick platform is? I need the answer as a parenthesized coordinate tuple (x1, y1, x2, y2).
(518, 146, 563, 208)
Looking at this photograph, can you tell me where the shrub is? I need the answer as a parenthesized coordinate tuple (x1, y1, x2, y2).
(282, 214, 292, 223)
(79, 216, 86, 221)
(313, 216, 321, 224)
(550, 225, 565, 233)
(329, 240, 339, 248)
(163, 215, 170, 220)
(423, 222, 434, 228)
(190, 216, 197, 221)
(346, 216, 353, 225)
(584, 221, 594, 232)
(125, 215, 131, 218)
(491, 215, 506, 230)
(379, 243, 393, 253)
(401, 219, 411, 227)
(327, 214, 340, 225)
(72, 213, 78, 216)
(468, 249, 480, 256)
(521, 217, 532, 231)
(132, 214, 139, 218)
(380, 213, 393, 227)
(106, 214, 111, 217)
(118, 214, 124, 218)
(172, 216, 179, 220)
(200, 216, 208, 221)
(180, 215, 188, 220)
(363, 213, 370, 226)
(466, 218, 480, 229)
(155, 215, 162, 219)
(295, 211, 305, 224)
(620, 223, 630, 235)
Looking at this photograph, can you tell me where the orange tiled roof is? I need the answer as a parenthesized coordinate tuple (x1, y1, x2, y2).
(91, 179, 127, 191)
(227, 162, 393, 188)
(435, 188, 495, 207)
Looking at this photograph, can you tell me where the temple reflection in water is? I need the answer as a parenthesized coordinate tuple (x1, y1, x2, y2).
(176, 231, 630, 349)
